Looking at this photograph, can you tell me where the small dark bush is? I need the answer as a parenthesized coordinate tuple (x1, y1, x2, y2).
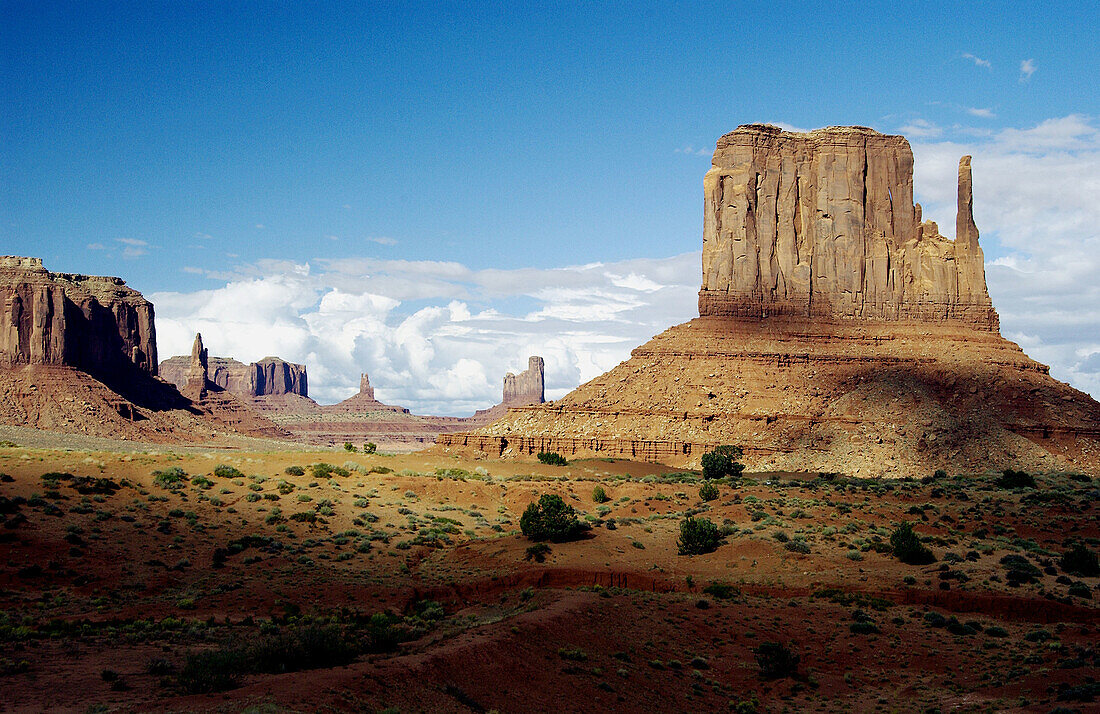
(520, 494, 586, 542)
(1060, 543, 1100, 577)
(1000, 554, 1042, 585)
(678, 516, 721, 556)
(702, 581, 738, 600)
(701, 445, 745, 480)
(284, 465, 305, 476)
(592, 485, 609, 503)
(784, 540, 811, 554)
(363, 442, 377, 454)
(754, 641, 799, 679)
(890, 522, 935, 565)
(525, 543, 551, 562)
(344, 442, 357, 452)
(699, 481, 719, 502)
(537, 452, 568, 466)
(996, 469, 1036, 489)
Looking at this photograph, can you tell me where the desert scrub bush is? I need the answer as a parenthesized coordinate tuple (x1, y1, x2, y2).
(557, 647, 587, 661)
(784, 539, 811, 554)
(343, 442, 357, 452)
(290, 511, 317, 524)
(702, 581, 739, 600)
(284, 465, 305, 476)
(537, 451, 568, 466)
(754, 641, 799, 679)
(677, 516, 721, 556)
(520, 494, 587, 542)
(310, 463, 350, 479)
(890, 522, 935, 565)
(190, 475, 214, 490)
(592, 485, 610, 503)
(245, 493, 260, 503)
(152, 467, 186, 489)
(363, 442, 377, 454)
(525, 542, 551, 562)
(699, 481, 719, 502)
(706, 444, 746, 477)
(1000, 554, 1042, 585)
(1060, 542, 1100, 577)
(213, 465, 244, 480)
(996, 469, 1036, 489)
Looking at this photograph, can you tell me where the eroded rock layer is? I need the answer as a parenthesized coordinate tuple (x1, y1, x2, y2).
(503, 356, 545, 406)
(438, 126, 1100, 476)
(0, 256, 157, 376)
(698, 126, 996, 328)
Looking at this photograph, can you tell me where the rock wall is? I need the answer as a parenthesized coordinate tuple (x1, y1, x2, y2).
(160, 352, 308, 398)
(698, 125, 997, 328)
(0, 256, 157, 376)
(503, 356, 545, 406)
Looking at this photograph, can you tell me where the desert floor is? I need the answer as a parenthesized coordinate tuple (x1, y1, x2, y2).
(0, 437, 1097, 713)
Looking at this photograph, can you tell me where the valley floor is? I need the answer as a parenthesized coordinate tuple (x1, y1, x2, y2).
(0, 436, 1097, 712)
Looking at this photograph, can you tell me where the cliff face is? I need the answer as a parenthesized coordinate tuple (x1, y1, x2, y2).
(503, 356, 545, 406)
(160, 353, 308, 398)
(438, 125, 1100, 477)
(0, 256, 157, 376)
(698, 125, 997, 328)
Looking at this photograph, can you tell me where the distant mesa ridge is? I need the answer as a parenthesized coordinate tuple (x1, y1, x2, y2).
(698, 124, 996, 328)
(160, 350, 308, 399)
(0, 255, 157, 376)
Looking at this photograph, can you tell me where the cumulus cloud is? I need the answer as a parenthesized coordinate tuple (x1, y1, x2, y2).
(911, 114, 1100, 397)
(962, 52, 992, 69)
(966, 107, 995, 118)
(1019, 58, 1037, 82)
(151, 253, 700, 415)
(899, 118, 942, 139)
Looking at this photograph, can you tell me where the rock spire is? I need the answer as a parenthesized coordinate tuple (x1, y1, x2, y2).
(503, 356, 545, 406)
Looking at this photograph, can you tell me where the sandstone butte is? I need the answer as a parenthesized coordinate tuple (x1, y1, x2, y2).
(438, 124, 1100, 477)
(0, 261, 284, 442)
(160, 351, 308, 400)
(251, 357, 548, 449)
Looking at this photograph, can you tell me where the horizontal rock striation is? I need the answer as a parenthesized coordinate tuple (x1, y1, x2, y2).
(0, 256, 157, 376)
(698, 125, 997, 328)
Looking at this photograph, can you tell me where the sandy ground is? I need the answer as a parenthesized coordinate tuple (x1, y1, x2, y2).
(0, 431, 1097, 712)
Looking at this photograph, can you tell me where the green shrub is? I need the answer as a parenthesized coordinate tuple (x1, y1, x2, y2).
(537, 452, 568, 466)
(152, 467, 186, 489)
(213, 465, 245, 480)
(890, 522, 935, 565)
(1060, 543, 1099, 577)
(678, 516, 721, 556)
(699, 482, 719, 502)
(702, 581, 738, 600)
(592, 485, 609, 503)
(525, 542, 551, 562)
(520, 494, 586, 542)
(343, 442, 357, 452)
(284, 466, 305, 476)
(996, 469, 1036, 489)
(754, 641, 799, 679)
(363, 442, 377, 454)
(701, 445, 745, 480)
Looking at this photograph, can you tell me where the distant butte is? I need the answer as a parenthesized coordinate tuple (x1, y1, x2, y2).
(439, 125, 1100, 477)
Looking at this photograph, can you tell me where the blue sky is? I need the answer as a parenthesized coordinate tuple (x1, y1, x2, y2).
(3, 2, 1100, 412)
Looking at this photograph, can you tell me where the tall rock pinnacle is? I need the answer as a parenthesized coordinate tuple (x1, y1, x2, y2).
(503, 356, 545, 406)
(183, 332, 208, 400)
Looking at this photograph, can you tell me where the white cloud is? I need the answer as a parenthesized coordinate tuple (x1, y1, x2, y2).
(899, 118, 942, 138)
(674, 145, 709, 156)
(911, 115, 1100, 399)
(966, 107, 995, 118)
(116, 237, 148, 259)
(151, 252, 700, 415)
(1020, 58, 1037, 82)
(368, 236, 398, 246)
(86, 242, 105, 251)
(962, 52, 992, 69)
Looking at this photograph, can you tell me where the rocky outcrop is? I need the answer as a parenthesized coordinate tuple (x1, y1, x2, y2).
(438, 125, 1100, 477)
(0, 256, 157, 376)
(503, 356, 545, 406)
(698, 125, 997, 328)
(358, 373, 375, 401)
(161, 353, 308, 399)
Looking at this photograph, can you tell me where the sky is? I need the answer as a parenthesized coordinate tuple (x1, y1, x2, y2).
(3, 2, 1099, 414)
